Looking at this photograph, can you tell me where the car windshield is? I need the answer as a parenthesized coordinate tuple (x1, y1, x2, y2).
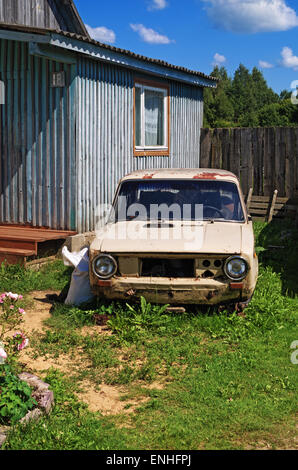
(113, 179, 245, 222)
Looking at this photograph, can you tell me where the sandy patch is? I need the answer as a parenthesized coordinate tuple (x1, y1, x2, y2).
(76, 381, 150, 415)
(13, 291, 163, 417)
(22, 290, 59, 334)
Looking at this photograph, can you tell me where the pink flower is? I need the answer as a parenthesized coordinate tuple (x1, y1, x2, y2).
(18, 308, 25, 315)
(13, 332, 29, 351)
(0, 345, 7, 363)
(8, 292, 19, 300)
(9, 305, 15, 310)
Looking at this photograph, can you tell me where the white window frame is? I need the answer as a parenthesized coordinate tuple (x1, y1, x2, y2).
(134, 82, 169, 154)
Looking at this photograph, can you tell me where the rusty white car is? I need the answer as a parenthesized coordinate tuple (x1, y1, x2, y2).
(89, 169, 258, 311)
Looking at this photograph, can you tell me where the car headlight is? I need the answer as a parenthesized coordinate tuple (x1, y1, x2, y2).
(224, 256, 248, 280)
(92, 254, 117, 279)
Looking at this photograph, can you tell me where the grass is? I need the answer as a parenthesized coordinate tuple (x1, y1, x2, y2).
(1, 220, 297, 450)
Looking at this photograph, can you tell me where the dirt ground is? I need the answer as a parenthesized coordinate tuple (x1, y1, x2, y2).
(8, 291, 297, 449)
(18, 291, 154, 416)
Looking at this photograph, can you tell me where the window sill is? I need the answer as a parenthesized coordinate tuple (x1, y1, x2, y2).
(134, 148, 170, 157)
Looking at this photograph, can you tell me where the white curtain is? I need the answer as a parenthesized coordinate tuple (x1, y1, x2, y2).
(145, 90, 164, 146)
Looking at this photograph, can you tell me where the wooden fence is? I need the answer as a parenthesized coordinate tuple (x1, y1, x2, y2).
(200, 127, 298, 198)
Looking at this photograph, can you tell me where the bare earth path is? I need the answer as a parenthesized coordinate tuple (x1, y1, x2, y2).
(18, 291, 150, 416)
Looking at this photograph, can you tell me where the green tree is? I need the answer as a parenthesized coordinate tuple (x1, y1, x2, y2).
(257, 99, 297, 126)
(203, 66, 235, 127)
(203, 64, 298, 128)
(251, 67, 279, 109)
(231, 64, 257, 124)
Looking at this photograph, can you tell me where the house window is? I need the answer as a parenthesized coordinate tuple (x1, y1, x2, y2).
(134, 80, 170, 156)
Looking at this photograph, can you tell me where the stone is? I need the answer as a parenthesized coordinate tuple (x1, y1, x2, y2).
(20, 408, 42, 424)
(0, 373, 55, 448)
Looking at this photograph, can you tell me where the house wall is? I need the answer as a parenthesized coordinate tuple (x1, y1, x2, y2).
(75, 57, 204, 233)
(0, 0, 87, 35)
(0, 37, 204, 233)
(0, 38, 76, 229)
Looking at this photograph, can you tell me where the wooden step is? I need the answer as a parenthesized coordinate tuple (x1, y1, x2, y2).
(0, 248, 36, 266)
(0, 247, 36, 256)
(0, 228, 75, 241)
(0, 225, 77, 265)
(0, 238, 37, 252)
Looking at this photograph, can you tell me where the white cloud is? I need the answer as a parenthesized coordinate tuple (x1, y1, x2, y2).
(130, 24, 174, 44)
(148, 0, 168, 10)
(201, 0, 298, 33)
(86, 24, 116, 44)
(281, 46, 298, 70)
(212, 52, 226, 66)
(258, 60, 274, 69)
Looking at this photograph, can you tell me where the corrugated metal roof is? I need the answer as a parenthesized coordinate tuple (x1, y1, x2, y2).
(0, 22, 218, 84)
(65, 0, 90, 38)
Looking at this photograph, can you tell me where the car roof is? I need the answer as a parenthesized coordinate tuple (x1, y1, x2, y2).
(120, 168, 240, 183)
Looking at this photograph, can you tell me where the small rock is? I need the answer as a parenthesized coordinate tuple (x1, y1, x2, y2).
(39, 390, 54, 414)
(18, 373, 50, 392)
(20, 408, 42, 424)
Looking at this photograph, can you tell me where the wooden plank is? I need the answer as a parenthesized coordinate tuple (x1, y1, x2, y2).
(221, 128, 230, 171)
(0, 239, 37, 252)
(246, 187, 253, 210)
(0, 247, 35, 255)
(248, 208, 269, 215)
(250, 195, 272, 202)
(267, 189, 278, 223)
(275, 128, 286, 196)
(240, 128, 252, 196)
(211, 128, 218, 169)
(253, 128, 264, 195)
(200, 128, 211, 168)
(249, 202, 271, 209)
(264, 128, 275, 196)
(230, 128, 241, 179)
(285, 127, 295, 197)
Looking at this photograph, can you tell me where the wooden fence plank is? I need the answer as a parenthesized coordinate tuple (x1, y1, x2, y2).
(200, 128, 211, 168)
(275, 127, 286, 196)
(264, 128, 275, 196)
(240, 128, 252, 196)
(253, 128, 264, 195)
(221, 128, 231, 171)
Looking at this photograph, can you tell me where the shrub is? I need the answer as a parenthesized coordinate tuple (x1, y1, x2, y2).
(0, 364, 37, 425)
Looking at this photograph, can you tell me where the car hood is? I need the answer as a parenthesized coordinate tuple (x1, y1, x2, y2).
(91, 220, 244, 254)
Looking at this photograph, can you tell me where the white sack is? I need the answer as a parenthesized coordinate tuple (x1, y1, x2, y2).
(62, 246, 94, 306)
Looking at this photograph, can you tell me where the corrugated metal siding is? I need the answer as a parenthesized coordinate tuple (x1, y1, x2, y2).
(0, 39, 203, 233)
(76, 58, 203, 233)
(0, 39, 76, 229)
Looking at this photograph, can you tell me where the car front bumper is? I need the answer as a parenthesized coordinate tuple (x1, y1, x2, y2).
(90, 275, 255, 305)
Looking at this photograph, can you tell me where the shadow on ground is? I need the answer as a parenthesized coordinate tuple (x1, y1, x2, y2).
(256, 219, 298, 298)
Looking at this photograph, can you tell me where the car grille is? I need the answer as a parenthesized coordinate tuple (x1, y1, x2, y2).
(117, 255, 227, 279)
(141, 258, 195, 278)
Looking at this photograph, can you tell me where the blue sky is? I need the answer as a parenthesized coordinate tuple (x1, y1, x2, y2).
(75, 0, 298, 95)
